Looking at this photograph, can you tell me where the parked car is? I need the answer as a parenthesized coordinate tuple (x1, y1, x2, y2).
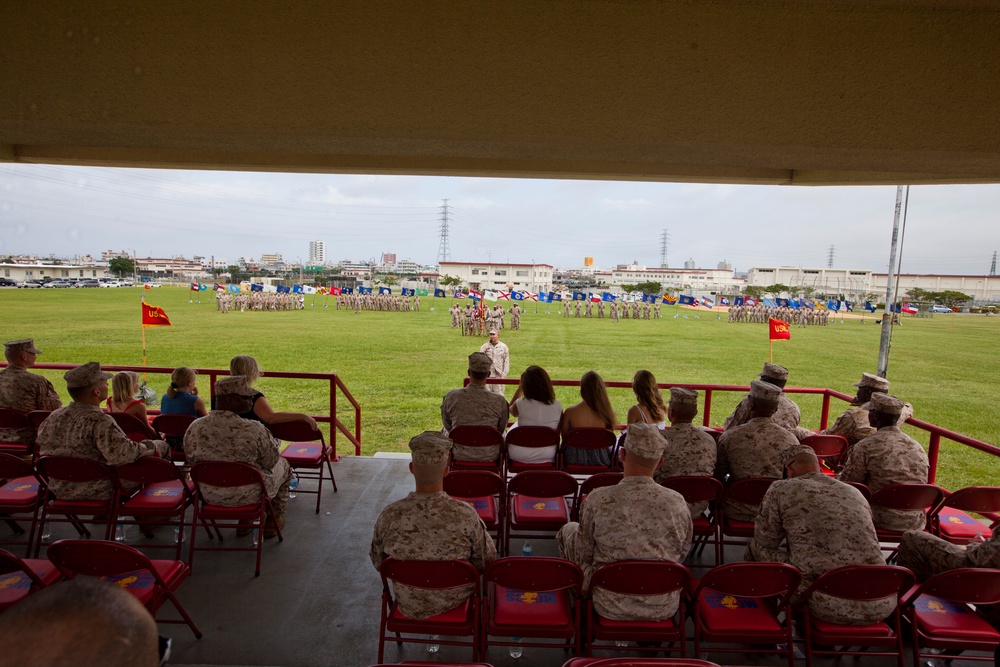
(17, 280, 42, 288)
(0, 278, 18, 288)
(76, 280, 101, 288)
(930, 305, 953, 313)
(43, 280, 74, 288)
(99, 279, 122, 287)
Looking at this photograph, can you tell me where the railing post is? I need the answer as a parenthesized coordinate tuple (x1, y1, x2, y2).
(820, 392, 831, 431)
(927, 432, 941, 484)
(703, 389, 713, 427)
(330, 377, 340, 461)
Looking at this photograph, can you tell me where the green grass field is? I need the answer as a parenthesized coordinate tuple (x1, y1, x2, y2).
(3, 287, 997, 490)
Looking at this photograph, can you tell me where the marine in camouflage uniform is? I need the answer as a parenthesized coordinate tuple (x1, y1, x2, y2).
(724, 363, 801, 433)
(839, 393, 928, 532)
(0, 339, 62, 446)
(183, 376, 292, 518)
(370, 432, 496, 619)
(479, 329, 510, 396)
(747, 445, 896, 624)
(654, 388, 717, 516)
(558, 424, 693, 621)
(441, 352, 509, 462)
(716, 381, 799, 521)
(36, 363, 164, 501)
(821, 372, 914, 448)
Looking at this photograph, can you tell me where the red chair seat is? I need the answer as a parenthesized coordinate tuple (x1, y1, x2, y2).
(49, 498, 110, 512)
(697, 592, 783, 634)
(722, 518, 755, 537)
(692, 515, 713, 536)
(122, 481, 188, 513)
(811, 617, 893, 637)
(511, 495, 569, 523)
(936, 507, 992, 542)
(492, 585, 572, 627)
(101, 561, 187, 606)
(596, 615, 681, 630)
(0, 477, 39, 506)
(281, 442, 324, 464)
(912, 595, 1000, 640)
(453, 496, 497, 526)
(390, 597, 473, 627)
(0, 559, 61, 610)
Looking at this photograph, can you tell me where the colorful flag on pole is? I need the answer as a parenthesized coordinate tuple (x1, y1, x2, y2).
(484, 290, 498, 301)
(416, 288, 429, 296)
(769, 318, 791, 340)
(734, 296, 744, 306)
(865, 301, 877, 312)
(551, 292, 562, 302)
(291, 285, 303, 294)
(746, 297, 758, 307)
(498, 291, 510, 300)
(776, 298, 789, 308)
(678, 295, 695, 305)
(524, 291, 538, 302)
(342, 287, 354, 294)
(143, 284, 151, 291)
(511, 291, 524, 301)
(401, 288, 415, 297)
(198, 283, 208, 291)
(538, 292, 552, 303)
(275, 285, 288, 294)
(228, 284, 240, 294)
(250, 283, 264, 292)
(720, 296, 730, 306)
(434, 288, 446, 298)
(901, 302, 918, 314)
(844, 300, 853, 311)
(701, 296, 715, 308)
(329, 286, 342, 296)
(142, 303, 172, 327)
(662, 294, 677, 305)
(213, 283, 223, 292)
(602, 292, 616, 302)
(454, 290, 467, 299)
(378, 286, 391, 295)
(190, 282, 200, 292)
(303, 286, 317, 295)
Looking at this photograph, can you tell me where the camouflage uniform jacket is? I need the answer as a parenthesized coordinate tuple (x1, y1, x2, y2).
(370, 491, 496, 619)
(0, 365, 62, 444)
(183, 410, 292, 513)
(839, 426, 928, 531)
(36, 402, 157, 500)
(655, 423, 718, 516)
(747, 473, 895, 624)
(441, 384, 509, 461)
(716, 417, 799, 521)
(568, 477, 693, 621)
(824, 400, 915, 447)
(724, 394, 800, 432)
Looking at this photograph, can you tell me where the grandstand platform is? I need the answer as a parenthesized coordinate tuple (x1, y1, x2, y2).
(24, 455, 992, 667)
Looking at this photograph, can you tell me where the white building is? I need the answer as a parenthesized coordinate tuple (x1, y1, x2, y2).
(260, 253, 283, 266)
(438, 261, 554, 293)
(748, 267, 874, 295)
(605, 264, 745, 293)
(873, 273, 999, 303)
(308, 241, 326, 265)
(0, 262, 105, 281)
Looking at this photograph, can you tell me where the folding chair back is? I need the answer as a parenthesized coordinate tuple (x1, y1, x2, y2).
(47, 539, 202, 638)
(930, 486, 1000, 544)
(844, 481, 872, 502)
(0, 452, 43, 557)
(269, 418, 337, 513)
(719, 477, 776, 557)
(802, 564, 914, 601)
(377, 557, 482, 662)
(449, 425, 505, 473)
(659, 476, 725, 567)
(33, 455, 120, 554)
(560, 428, 617, 474)
(870, 484, 945, 551)
(562, 660, 722, 667)
(573, 472, 623, 521)
(116, 456, 194, 559)
(443, 470, 505, 545)
(506, 470, 578, 555)
(0, 408, 33, 457)
(26, 410, 52, 437)
(800, 434, 847, 473)
(108, 411, 151, 442)
(151, 413, 196, 463)
(0, 547, 61, 612)
(505, 426, 560, 473)
(586, 560, 692, 657)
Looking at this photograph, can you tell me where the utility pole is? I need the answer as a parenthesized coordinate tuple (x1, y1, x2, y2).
(827, 245, 835, 269)
(990, 250, 997, 276)
(878, 187, 906, 379)
(659, 229, 670, 268)
(437, 199, 452, 264)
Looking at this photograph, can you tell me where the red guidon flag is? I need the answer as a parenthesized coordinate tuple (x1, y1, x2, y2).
(769, 318, 791, 340)
(142, 303, 172, 327)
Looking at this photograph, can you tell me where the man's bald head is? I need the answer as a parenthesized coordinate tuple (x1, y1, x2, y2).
(0, 578, 160, 667)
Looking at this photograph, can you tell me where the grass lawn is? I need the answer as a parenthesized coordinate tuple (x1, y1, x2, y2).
(3, 287, 997, 490)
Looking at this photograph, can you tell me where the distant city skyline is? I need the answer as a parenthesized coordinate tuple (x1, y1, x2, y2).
(2, 164, 999, 276)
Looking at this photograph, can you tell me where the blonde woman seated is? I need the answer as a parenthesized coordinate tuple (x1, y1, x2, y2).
(626, 369, 667, 429)
(507, 365, 563, 464)
(224, 355, 317, 429)
(160, 366, 208, 418)
(560, 370, 618, 467)
(107, 371, 158, 439)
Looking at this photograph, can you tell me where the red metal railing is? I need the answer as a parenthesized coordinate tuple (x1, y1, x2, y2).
(3, 363, 363, 458)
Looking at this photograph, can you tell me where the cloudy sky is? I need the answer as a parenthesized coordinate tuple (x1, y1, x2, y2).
(1, 163, 998, 275)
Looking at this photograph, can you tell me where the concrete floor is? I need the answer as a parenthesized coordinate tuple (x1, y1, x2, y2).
(12, 456, 994, 667)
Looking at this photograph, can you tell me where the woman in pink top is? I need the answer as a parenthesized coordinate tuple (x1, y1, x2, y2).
(107, 370, 158, 438)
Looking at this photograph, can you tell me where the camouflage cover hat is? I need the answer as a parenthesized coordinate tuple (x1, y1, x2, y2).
(64, 362, 112, 389)
(624, 423, 665, 460)
(869, 392, 904, 416)
(409, 431, 453, 465)
(749, 380, 782, 402)
(488, 327, 499, 335)
(781, 444, 818, 467)
(759, 363, 789, 381)
(215, 375, 257, 397)
(468, 352, 492, 374)
(854, 372, 890, 391)
(668, 387, 698, 405)
(4, 339, 41, 355)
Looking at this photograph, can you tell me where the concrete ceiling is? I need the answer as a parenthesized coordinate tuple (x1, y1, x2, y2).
(2, 1, 1000, 185)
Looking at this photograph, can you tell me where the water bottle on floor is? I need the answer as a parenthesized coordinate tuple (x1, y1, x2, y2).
(289, 473, 299, 499)
(509, 542, 532, 658)
(115, 517, 128, 542)
(426, 635, 439, 653)
(40, 520, 51, 542)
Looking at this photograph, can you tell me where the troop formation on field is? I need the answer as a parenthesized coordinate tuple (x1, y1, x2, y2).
(337, 293, 421, 312)
(216, 291, 304, 313)
(728, 303, 831, 325)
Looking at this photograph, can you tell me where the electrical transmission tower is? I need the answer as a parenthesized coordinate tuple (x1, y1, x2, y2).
(659, 229, 670, 267)
(991, 250, 997, 276)
(437, 199, 452, 263)
(827, 245, 835, 268)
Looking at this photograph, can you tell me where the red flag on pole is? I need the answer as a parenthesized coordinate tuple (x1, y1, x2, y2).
(142, 303, 172, 327)
(769, 318, 791, 340)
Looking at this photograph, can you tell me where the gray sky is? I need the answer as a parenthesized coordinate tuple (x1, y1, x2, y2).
(1, 164, 998, 275)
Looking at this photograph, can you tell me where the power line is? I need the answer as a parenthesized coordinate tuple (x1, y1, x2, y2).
(659, 229, 670, 267)
(437, 199, 452, 263)
(827, 244, 835, 268)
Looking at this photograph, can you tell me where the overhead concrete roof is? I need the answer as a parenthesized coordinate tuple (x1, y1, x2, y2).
(2, 1, 999, 185)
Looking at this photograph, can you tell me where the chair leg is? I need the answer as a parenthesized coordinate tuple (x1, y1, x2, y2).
(325, 454, 337, 492)
(314, 464, 322, 514)
(165, 590, 203, 639)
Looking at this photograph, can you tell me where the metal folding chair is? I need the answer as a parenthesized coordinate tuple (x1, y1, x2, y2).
(269, 418, 337, 513)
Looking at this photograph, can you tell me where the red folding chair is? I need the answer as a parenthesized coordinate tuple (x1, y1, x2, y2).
(33, 455, 121, 557)
(900, 568, 1000, 667)
(844, 481, 872, 502)
(151, 413, 197, 464)
(585, 560, 691, 656)
(47, 538, 202, 638)
(0, 408, 33, 458)
(443, 470, 505, 547)
(799, 434, 848, 476)
(793, 565, 914, 667)
(0, 547, 62, 612)
(691, 562, 801, 667)
(377, 557, 481, 662)
(559, 428, 618, 475)
(718, 477, 776, 561)
(187, 461, 283, 577)
(870, 483, 945, 557)
(108, 411, 154, 442)
(115, 456, 196, 559)
(269, 418, 337, 514)
(26, 410, 51, 433)
(659, 476, 725, 568)
(449, 425, 505, 474)
(0, 452, 43, 557)
(929, 486, 1000, 544)
(504, 470, 578, 556)
(505, 426, 560, 474)
(575, 472, 623, 521)
(483, 556, 584, 657)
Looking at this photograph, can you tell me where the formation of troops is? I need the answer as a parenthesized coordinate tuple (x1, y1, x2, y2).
(336, 293, 421, 313)
(215, 291, 304, 313)
(562, 298, 663, 321)
(451, 303, 517, 336)
(728, 302, 832, 325)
